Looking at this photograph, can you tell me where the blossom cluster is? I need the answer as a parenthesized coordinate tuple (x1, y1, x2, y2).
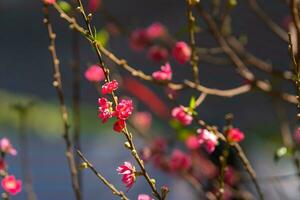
(0, 138, 22, 196)
(97, 80, 134, 133)
(129, 22, 191, 64)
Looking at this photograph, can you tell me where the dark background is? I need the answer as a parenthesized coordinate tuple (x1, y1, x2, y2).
(0, 0, 298, 199)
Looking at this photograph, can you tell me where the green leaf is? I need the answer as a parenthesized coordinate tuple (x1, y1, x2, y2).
(57, 0, 72, 13)
(189, 96, 196, 110)
(95, 28, 110, 47)
(274, 146, 288, 162)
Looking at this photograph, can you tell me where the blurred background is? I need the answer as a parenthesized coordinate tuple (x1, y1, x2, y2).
(0, 0, 299, 199)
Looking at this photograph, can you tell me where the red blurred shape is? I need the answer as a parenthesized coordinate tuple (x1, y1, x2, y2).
(123, 77, 168, 118)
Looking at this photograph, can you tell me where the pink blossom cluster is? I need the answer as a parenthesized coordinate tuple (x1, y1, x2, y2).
(98, 80, 134, 132)
(0, 138, 22, 196)
(129, 22, 191, 64)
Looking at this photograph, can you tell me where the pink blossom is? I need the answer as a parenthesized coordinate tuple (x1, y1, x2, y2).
(44, 0, 56, 4)
(138, 194, 154, 200)
(147, 46, 168, 62)
(170, 149, 191, 171)
(129, 29, 150, 51)
(226, 128, 244, 143)
(101, 80, 119, 95)
(117, 162, 136, 190)
(152, 63, 172, 81)
(113, 120, 125, 132)
(146, 22, 166, 40)
(98, 98, 112, 123)
(185, 135, 200, 150)
(132, 112, 152, 132)
(84, 65, 105, 82)
(0, 138, 17, 156)
(0, 159, 6, 171)
(1, 175, 22, 196)
(113, 99, 134, 120)
(171, 106, 193, 126)
(197, 129, 218, 153)
(88, 0, 101, 13)
(172, 41, 191, 64)
(150, 137, 167, 153)
(294, 127, 300, 145)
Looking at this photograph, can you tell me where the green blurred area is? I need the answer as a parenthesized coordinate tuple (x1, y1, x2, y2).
(0, 89, 112, 137)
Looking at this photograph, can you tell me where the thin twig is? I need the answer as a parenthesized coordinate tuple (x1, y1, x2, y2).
(187, 0, 200, 84)
(76, 150, 129, 200)
(52, 4, 298, 105)
(248, 0, 288, 42)
(43, 4, 81, 200)
(71, 26, 82, 191)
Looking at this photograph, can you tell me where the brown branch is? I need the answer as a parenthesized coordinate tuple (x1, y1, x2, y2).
(248, 0, 288, 42)
(227, 36, 293, 81)
(196, 4, 297, 105)
(76, 150, 129, 200)
(52, 3, 298, 106)
(43, 4, 81, 200)
(71, 26, 82, 190)
(290, 0, 300, 67)
(187, 0, 200, 84)
(184, 80, 251, 97)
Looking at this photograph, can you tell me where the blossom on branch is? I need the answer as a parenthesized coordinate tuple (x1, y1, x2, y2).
(226, 128, 244, 143)
(146, 22, 166, 40)
(172, 41, 191, 64)
(171, 106, 193, 126)
(101, 80, 119, 95)
(113, 99, 134, 120)
(113, 120, 126, 132)
(98, 98, 113, 123)
(85, 65, 105, 82)
(138, 194, 154, 200)
(152, 62, 172, 81)
(1, 175, 22, 196)
(197, 129, 218, 153)
(0, 138, 17, 156)
(117, 162, 136, 190)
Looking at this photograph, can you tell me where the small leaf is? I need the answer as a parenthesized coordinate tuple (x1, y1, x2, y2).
(274, 146, 288, 162)
(58, 1, 72, 13)
(95, 28, 110, 47)
(189, 96, 196, 110)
